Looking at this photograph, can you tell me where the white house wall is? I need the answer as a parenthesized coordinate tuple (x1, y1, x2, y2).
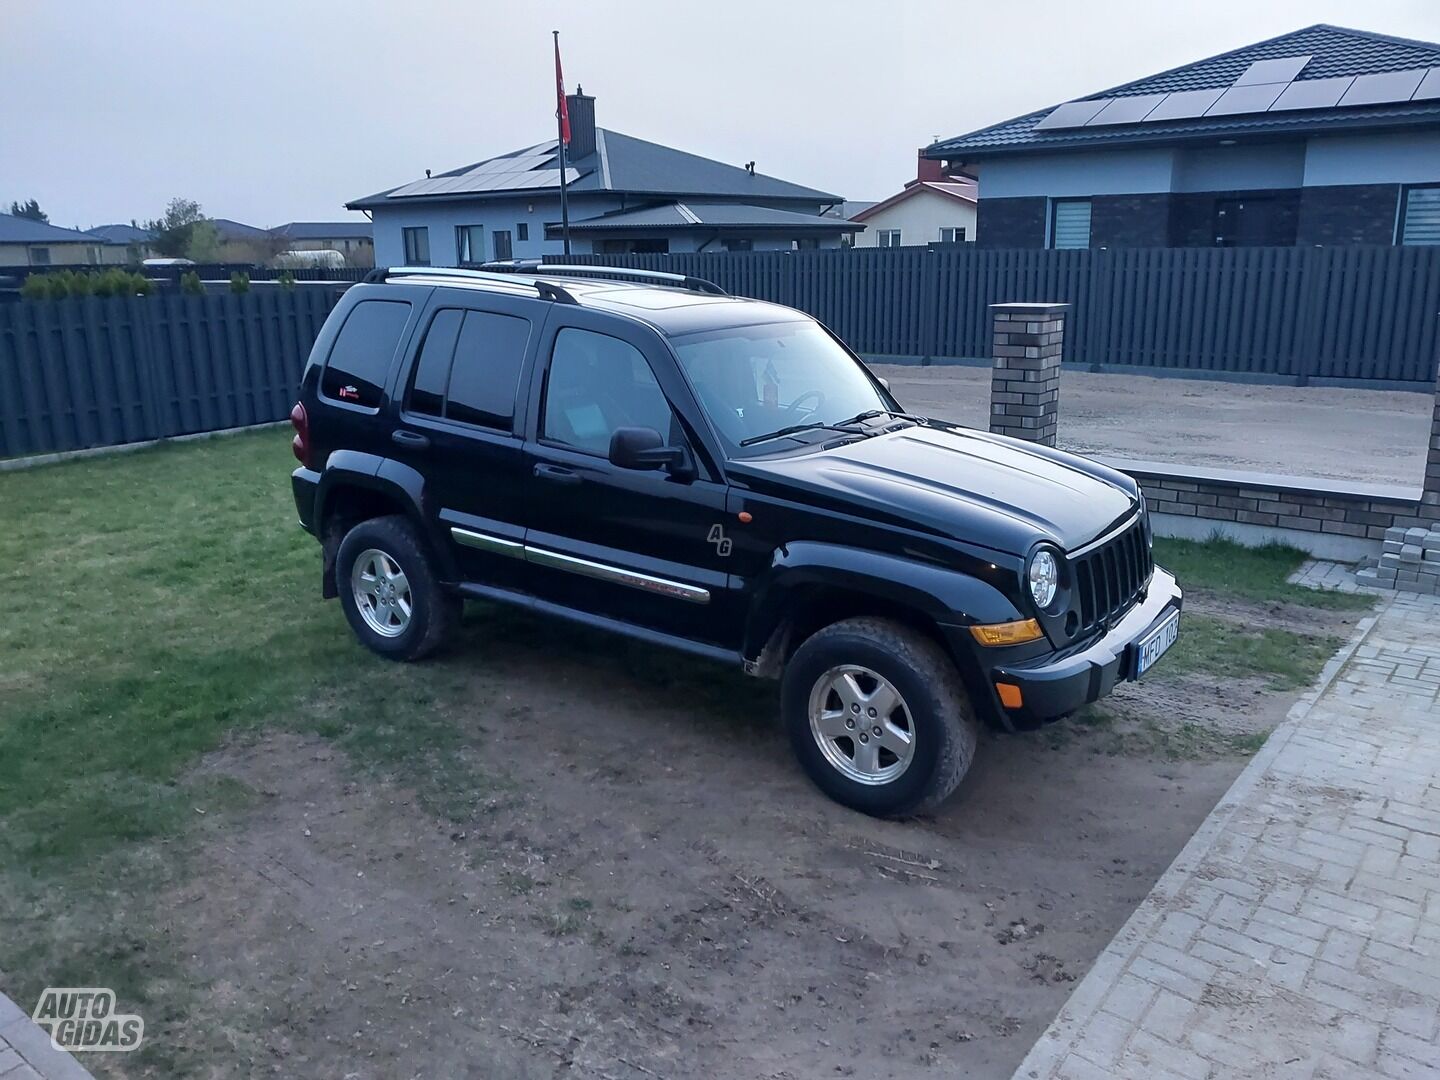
(853, 188, 978, 246)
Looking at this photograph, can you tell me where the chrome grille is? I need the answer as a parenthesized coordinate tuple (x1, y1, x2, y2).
(1071, 518, 1152, 634)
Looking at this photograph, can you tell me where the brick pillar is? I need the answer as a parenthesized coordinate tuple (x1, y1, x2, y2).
(989, 302, 1069, 446)
(1426, 359, 1440, 509)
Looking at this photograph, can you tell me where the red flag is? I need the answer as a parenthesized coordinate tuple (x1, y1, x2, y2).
(554, 34, 571, 147)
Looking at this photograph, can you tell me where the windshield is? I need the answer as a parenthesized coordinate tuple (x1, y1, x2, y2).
(670, 319, 889, 456)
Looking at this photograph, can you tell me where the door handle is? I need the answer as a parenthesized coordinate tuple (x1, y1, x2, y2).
(391, 429, 430, 449)
(533, 463, 581, 485)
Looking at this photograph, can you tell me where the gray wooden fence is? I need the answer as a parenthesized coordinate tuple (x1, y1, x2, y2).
(4, 246, 1439, 461)
(568, 246, 1440, 386)
(0, 288, 342, 458)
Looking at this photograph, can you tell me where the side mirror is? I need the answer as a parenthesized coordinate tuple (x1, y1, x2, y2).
(608, 426, 690, 475)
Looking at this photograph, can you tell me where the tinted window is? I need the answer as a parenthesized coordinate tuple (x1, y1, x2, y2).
(407, 309, 463, 417)
(542, 328, 674, 455)
(322, 300, 411, 408)
(445, 312, 531, 430)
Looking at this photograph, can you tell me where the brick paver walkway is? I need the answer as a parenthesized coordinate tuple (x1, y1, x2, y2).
(0, 992, 93, 1080)
(1015, 592, 1440, 1080)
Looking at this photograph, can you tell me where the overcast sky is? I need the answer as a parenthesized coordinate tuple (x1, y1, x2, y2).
(5, 0, 1439, 230)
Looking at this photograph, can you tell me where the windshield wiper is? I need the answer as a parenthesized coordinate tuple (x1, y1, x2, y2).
(739, 408, 926, 448)
(739, 421, 838, 447)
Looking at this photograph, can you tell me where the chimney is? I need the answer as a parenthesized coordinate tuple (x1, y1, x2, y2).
(915, 149, 945, 183)
(566, 88, 596, 161)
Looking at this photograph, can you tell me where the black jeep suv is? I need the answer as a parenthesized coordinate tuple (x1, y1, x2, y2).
(290, 265, 1181, 817)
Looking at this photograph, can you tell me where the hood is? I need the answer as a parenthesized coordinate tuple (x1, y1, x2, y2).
(728, 423, 1137, 555)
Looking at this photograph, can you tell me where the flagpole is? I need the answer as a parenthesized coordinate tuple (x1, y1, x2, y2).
(554, 30, 571, 257)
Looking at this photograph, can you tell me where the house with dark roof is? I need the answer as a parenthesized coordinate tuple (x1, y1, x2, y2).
(924, 24, 1440, 249)
(0, 213, 112, 266)
(83, 223, 157, 260)
(348, 90, 857, 263)
(271, 221, 374, 262)
(849, 152, 977, 247)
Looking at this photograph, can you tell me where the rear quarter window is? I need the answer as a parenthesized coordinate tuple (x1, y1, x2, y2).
(321, 299, 412, 408)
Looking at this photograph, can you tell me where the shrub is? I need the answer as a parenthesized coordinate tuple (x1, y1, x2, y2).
(229, 271, 250, 295)
(277, 270, 296, 290)
(20, 274, 53, 300)
(180, 271, 204, 296)
(18, 268, 154, 300)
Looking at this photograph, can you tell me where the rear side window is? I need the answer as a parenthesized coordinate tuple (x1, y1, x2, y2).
(408, 309, 463, 418)
(404, 308, 531, 432)
(322, 300, 412, 408)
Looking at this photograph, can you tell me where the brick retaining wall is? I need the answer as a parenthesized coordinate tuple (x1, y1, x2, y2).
(1112, 460, 1432, 561)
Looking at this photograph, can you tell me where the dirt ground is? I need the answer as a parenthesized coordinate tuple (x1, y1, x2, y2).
(108, 591, 1360, 1080)
(871, 364, 1433, 488)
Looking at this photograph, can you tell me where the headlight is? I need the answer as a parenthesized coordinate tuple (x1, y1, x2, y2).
(1140, 492, 1154, 549)
(1028, 548, 1059, 610)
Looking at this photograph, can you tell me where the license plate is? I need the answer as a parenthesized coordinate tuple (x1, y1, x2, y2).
(1135, 610, 1180, 678)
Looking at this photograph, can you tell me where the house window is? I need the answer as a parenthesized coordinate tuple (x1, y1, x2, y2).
(516, 223, 529, 242)
(724, 238, 753, 252)
(402, 226, 430, 265)
(876, 230, 902, 247)
(1398, 185, 1440, 246)
(1049, 199, 1091, 250)
(492, 230, 513, 261)
(938, 227, 966, 244)
(29, 247, 51, 266)
(794, 237, 820, 251)
(455, 225, 483, 264)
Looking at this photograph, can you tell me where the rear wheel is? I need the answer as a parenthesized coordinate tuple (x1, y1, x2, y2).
(781, 617, 979, 817)
(335, 515, 459, 661)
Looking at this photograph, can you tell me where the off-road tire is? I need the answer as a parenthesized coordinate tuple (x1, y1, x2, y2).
(335, 515, 460, 661)
(781, 617, 979, 817)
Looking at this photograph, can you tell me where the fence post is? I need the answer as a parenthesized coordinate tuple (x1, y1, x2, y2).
(989, 302, 1068, 446)
(1425, 350, 1440, 510)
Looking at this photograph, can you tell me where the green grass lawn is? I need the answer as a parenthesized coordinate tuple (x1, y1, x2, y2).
(1153, 535, 1373, 610)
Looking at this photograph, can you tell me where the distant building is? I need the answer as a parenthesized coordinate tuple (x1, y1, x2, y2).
(271, 221, 374, 265)
(926, 24, 1440, 249)
(348, 90, 856, 263)
(0, 213, 116, 266)
(850, 152, 977, 247)
(84, 223, 157, 261)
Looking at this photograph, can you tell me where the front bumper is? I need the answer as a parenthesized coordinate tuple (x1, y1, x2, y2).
(985, 567, 1182, 728)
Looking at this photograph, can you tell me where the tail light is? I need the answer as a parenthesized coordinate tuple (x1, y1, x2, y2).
(289, 402, 311, 467)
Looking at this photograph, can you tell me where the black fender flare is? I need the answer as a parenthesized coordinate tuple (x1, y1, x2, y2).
(314, 452, 458, 588)
(741, 541, 1024, 668)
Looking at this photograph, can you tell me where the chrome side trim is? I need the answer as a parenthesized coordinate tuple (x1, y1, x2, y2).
(450, 527, 525, 559)
(524, 547, 711, 604)
(1068, 513, 1141, 558)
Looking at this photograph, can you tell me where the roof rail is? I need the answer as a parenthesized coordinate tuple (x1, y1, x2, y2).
(366, 265, 577, 305)
(479, 260, 728, 297)
(541, 264, 729, 296)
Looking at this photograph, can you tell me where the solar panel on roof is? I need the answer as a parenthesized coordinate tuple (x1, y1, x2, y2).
(1086, 93, 1169, 125)
(1234, 55, 1312, 86)
(388, 167, 580, 198)
(1033, 99, 1112, 130)
(1269, 76, 1355, 112)
(1414, 67, 1440, 101)
(1205, 82, 1287, 116)
(1143, 87, 1225, 121)
(1339, 68, 1428, 106)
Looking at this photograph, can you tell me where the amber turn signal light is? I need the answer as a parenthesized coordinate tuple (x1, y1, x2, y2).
(968, 619, 1043, 647)
(995, 683, 1024, 709)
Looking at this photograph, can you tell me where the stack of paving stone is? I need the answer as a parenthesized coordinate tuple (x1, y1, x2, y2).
(1356, 523, 1440, 593)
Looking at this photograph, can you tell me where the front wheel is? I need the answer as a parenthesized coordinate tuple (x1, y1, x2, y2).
(335, 515, 460, 661)
(781, 617, 979, 817)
